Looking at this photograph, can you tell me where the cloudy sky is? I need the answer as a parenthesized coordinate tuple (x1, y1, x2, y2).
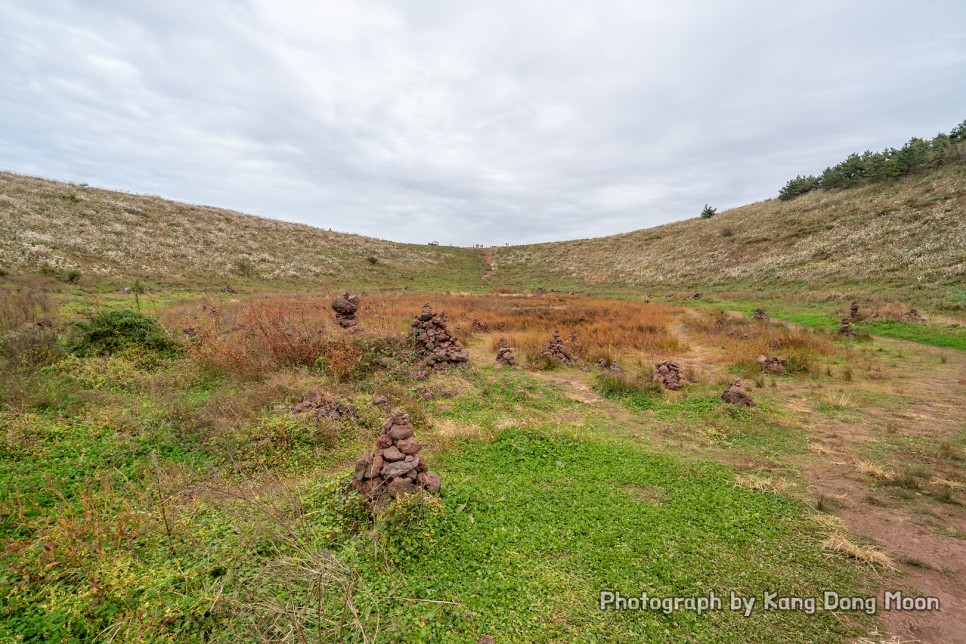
(1, 1, 964, 246)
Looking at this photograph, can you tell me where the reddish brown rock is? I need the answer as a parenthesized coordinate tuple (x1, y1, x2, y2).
(396, 438, 423, 455)
(417, 471, 442, 493)
(721, 379, 755, 406)
(292, 391, 354, 422)
(756, 354, 787, 375)
(838, 317, 857, 336)
(540, 329, 578, 364)
(495, 337, 518, 368)
(652, 359, 686, 390)
(331, 291, 361, 332)
(351, 408, 441, 503)
(410, 304, 469, 370)
(753, 308, 768, 321)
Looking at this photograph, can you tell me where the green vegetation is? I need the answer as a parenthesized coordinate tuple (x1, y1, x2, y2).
(779, 119, 966, 200)
(64, 309, 182, 357)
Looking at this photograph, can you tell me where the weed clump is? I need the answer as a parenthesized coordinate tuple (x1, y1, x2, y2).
(65, 310, 181, 357)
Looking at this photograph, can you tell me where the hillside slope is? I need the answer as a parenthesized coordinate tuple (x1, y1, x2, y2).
(0, 172, 485, 290)
(494, 161, 966, 307)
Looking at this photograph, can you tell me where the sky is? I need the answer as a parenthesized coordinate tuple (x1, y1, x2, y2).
(1, 1, 964, 246)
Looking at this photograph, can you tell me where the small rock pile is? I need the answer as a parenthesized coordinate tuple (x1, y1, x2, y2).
(905, 308, 924, 322)
(721, 379, 755, 406)
(753, 308, 768, 321)
(652, 359, 686, 390)
(838, 317, 857, 336)
(540, 330, 578, 364)
(756, 354, 788, 375)
(292, 390, 355, 422)
(331, 291, 360, 332)
(411, 304, 469, 370)
(471, 319, 487, 332)
(495, 337, 518, 367)
(351, 408, 441, 501)
(849, 301, 859, 319)
(598, 358, 624, 375)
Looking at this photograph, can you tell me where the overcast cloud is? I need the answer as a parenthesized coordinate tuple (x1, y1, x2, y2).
(1, 1, 964, 245)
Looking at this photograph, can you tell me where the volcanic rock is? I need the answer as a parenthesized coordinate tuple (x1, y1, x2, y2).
(721, 379, 755, 406)
(753, 308, 768, 321)
(652, 359, 686, 390)
(838, 317, 857, 336)
(495, 337, 518, 367)
(756, 354, 788, 375)
(331, 291, 361, 332)
(410, 304, 469, 370)
(540, 330, 578, 364)
(292, 390, 354, 422)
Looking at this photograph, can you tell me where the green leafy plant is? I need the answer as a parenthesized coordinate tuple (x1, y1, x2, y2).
(65, 309, 181, 357)
(700, 204, 717, 219)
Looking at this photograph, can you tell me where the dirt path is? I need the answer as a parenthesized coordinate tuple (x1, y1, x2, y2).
(478, 248, 497, 281)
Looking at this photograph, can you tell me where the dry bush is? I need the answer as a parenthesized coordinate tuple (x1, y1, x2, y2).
(178, 296, 391, 380)
(0, 286, 55, 332)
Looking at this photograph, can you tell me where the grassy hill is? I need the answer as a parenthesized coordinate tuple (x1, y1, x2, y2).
(3, 157, 965, 309)
(493, 156, 966, 310)
(0, 172, 486, 291)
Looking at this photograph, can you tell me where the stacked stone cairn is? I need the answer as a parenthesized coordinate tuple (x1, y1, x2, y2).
(495, 337, 518, 368)
(838, 317, 857, 336)
(331, 291, 360, 332)
(652, 359, 686, 390)
(905, 308, 924, 322)
(721, 379, 756, 406)
(411, 304, 469, 370)
(756, 354, 787, 375)
(540, 329, 578, 364)
(753, 308, 768, 321)
(351, 408, 441, 501)
(849, 300, 859, 319)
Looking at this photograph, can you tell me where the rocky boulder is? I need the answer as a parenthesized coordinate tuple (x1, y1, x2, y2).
(721, 379, 755, 406)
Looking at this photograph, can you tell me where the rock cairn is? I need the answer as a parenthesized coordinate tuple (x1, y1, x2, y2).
(351, 408, 441, 501)
(838, 317, 857, 336)
(652, 359, 686, 390)
(331, 291, 360, 332)
(721, 379, 755, 406)
(495, 337, 518, 368)
(540, 330, 578, 364)
(411, 304, 469, 370)
(849, 301, 859, 319)
(753, 308, 768, 321)
(905, 308, 924, 322)
(292, 390, 355, 422)
(757, 354, 787, 375)
(471, 319, 487, 332)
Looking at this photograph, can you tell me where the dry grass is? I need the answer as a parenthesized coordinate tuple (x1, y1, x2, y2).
(821, 533, 896, 570)
(494, 158, 966, 303)
(733, 474, 796, 494)
(0, 172, 471, 282)
(173, 292, 682, 373)
(683, 311, 839, 376)
(0, 285, 55, 332)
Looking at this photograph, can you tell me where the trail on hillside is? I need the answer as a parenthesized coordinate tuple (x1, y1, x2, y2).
(478, 248, 497, 281)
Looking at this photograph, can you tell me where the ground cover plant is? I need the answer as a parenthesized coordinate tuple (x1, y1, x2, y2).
(0, 282, 963, 642)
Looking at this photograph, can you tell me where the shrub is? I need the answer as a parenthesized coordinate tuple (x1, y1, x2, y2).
(700, 204, 717, 219)
(65, 310, 181, 357)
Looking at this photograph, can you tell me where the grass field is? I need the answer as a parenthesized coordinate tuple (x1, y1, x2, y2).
(3, 285, 962, 642)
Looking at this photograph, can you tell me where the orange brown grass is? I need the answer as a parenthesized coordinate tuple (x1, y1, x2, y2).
(685, 311, 839, 375)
